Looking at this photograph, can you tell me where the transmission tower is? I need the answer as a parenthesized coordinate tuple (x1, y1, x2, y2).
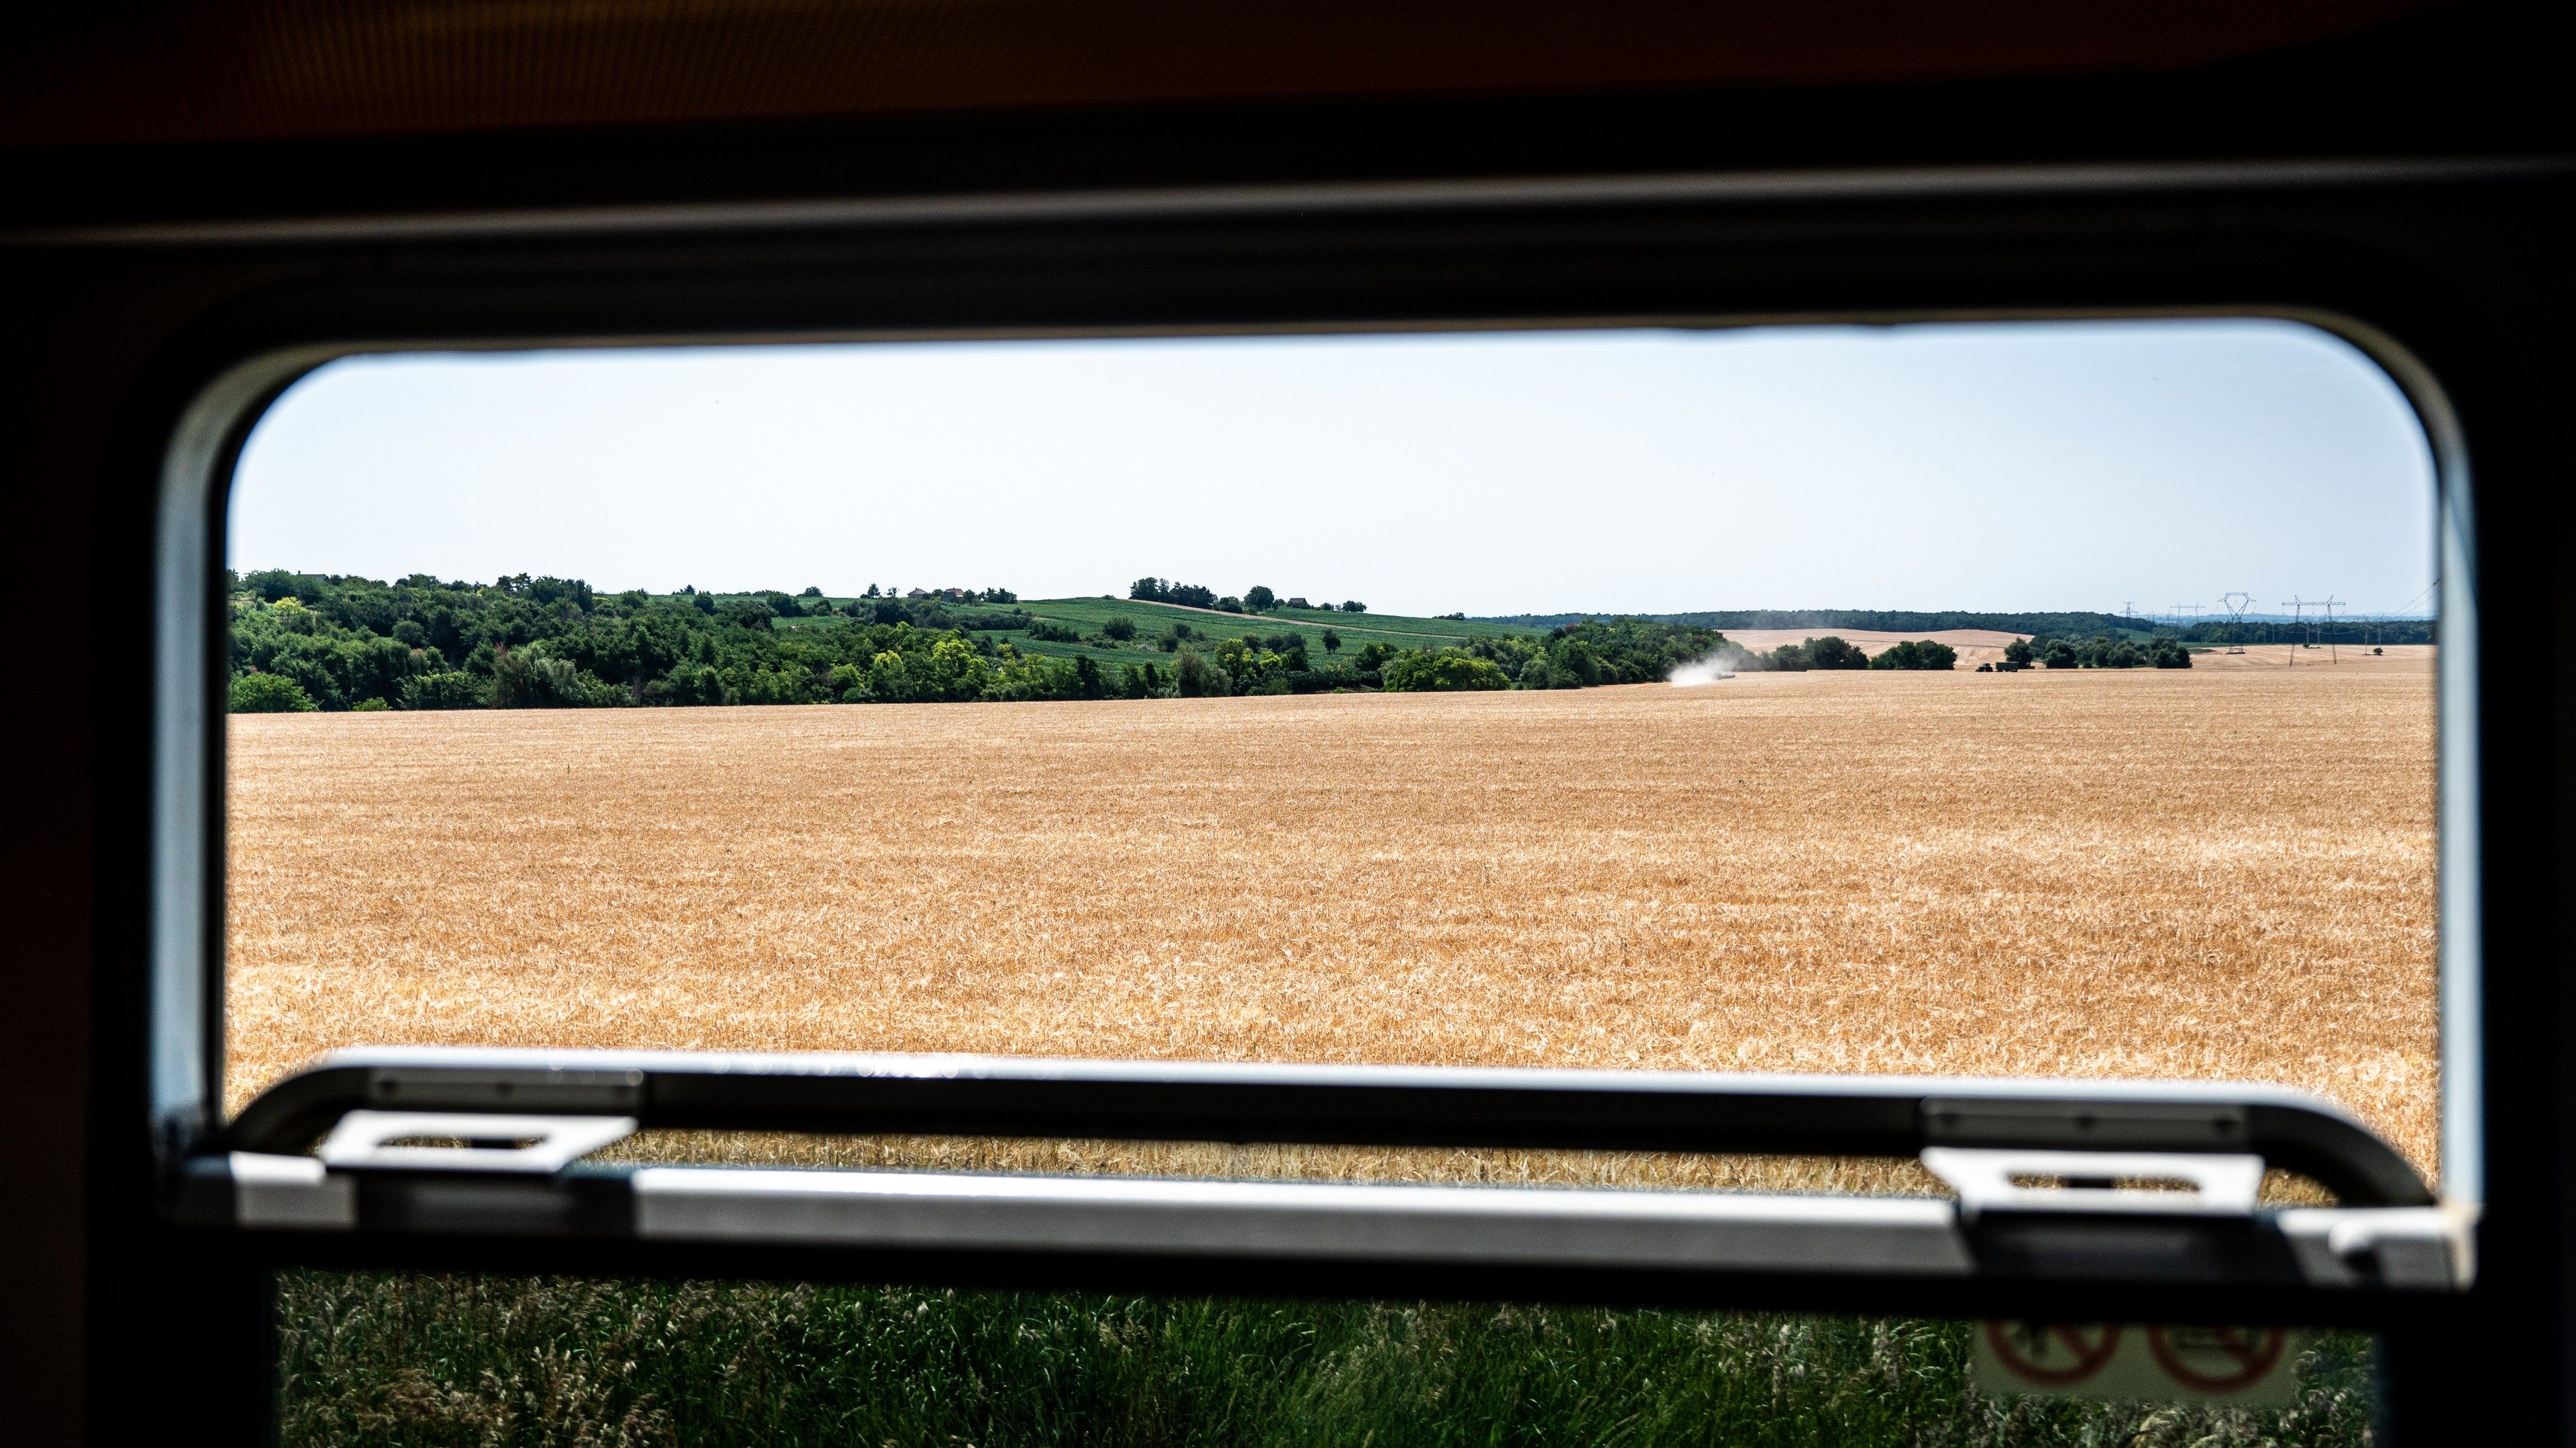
(2282, 596, 2312, 665)
(2320, 595, 2342, 664)
(2219, 592, 2254, 654)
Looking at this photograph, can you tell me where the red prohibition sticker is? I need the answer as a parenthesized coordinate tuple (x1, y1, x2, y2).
(1976, 1321, 2302, 1405)
(2146, 1325, 2290, 1394)
(1983, 1322, 2124, 1386)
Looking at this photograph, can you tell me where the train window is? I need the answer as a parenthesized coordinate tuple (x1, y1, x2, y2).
(220, 321, 2445, 1146)
(166, 318, 2469, 1437)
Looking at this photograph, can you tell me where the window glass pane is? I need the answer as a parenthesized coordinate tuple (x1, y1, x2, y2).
(225, 321, 2439, 1179)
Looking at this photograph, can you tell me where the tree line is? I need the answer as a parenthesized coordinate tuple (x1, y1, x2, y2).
(226, 571, 1765, 712)
(1484, 607, 2434, 646)
(1990, 634, 2193, 670)
(228, 571, 1114, 712)
(1129, 578, 1366, 615)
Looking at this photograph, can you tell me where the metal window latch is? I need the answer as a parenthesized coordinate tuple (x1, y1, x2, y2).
(1920, 1147, 2265, 1223)
(316, 1111, 638, 1173)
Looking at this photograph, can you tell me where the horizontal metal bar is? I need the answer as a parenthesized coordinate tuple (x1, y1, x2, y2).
(634, 1168, 1971, 1274)
(223, 1047, 2436, 1208)
(178, 1153, 2472, 1291)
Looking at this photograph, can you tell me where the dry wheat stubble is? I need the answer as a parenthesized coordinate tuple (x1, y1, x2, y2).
(227, 666, 2437, 1176)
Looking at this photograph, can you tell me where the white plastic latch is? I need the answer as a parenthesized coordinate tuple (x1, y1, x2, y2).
(1921, 1147, 2265, 1223)
(316, 1111, 638, 1173)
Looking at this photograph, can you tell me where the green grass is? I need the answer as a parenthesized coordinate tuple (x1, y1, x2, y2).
(277, 1273, 2380, 1448)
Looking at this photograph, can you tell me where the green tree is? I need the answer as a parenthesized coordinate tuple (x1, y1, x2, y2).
(1320, 629, 1341, 654)
(1244, 585, 1277, 612)
(1382, 648, 1511, 692)
(1100, 617, 1137, 641)
(1804, 636, 1869, 670)
(524, 576, 593, 609)
(1551, 639, 1603, 685)
(1869, 640, 1957, 671)
(866, 651, 912, 701)
(1212, 637, 1278, 689)
(493, 651, 624, 707)
(2079, 637, 2145, 668)
(1172, 648, 1229, 698)
(2002, 638, 2035, 667)
(923, 636, 993, 701)
(231, 673, 317, 713)
(399, 672, 486, 710)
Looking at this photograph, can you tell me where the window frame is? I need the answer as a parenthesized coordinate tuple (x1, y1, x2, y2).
(146, 187, 2491, 1333)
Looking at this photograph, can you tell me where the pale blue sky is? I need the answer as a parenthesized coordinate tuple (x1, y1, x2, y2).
(231, 321, 2436, 619)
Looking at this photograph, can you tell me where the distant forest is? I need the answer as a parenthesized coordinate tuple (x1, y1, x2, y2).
(1480, 609, 2437, 646)
(226, 571, 1746, 713)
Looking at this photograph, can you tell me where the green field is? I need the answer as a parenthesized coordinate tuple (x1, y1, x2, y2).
(1030, 596, 1534, 656)
(278, 1273, 2379, 1448)
(765, 593, 1549, 670)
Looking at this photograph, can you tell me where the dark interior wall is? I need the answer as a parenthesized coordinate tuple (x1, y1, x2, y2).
(2, 2, 2561, 242)
(0, 0, 2455, 148)
(0, 273, 102, 1448)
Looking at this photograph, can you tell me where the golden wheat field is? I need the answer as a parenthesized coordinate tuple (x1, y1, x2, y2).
(227, 663, 2438, 1187)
